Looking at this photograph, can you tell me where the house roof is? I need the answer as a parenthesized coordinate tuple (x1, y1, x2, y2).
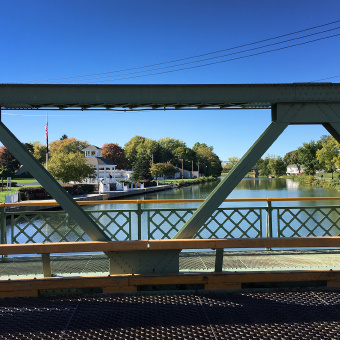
(83, 145, 102, 151)
(86, 157, 116, 167)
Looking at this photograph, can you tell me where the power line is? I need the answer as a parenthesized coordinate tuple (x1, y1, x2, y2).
(25, 19, 340, 83)
(83, 33, 340, 82)
(72, 26, 340, 82)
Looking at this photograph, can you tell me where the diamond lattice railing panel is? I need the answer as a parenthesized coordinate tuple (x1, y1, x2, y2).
(277, 206, 340, 237)
(88, 210, 132, 240)
(196, 208, 263, 239)
(11, 212, 90, 243)
(148, 209, 195, 239)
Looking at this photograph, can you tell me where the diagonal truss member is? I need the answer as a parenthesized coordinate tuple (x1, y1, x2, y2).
(0, 114, 109, 242)
(175, 103, 340, 239)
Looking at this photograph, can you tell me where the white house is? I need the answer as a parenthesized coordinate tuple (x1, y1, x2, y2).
(84, 145, 117, 184)
(83, 145, 132, 191)
(286, 164, 303, 175)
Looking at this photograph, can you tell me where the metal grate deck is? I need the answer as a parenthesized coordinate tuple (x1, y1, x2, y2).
(0, 289, 340, 339)
(1, 250, 340, 278)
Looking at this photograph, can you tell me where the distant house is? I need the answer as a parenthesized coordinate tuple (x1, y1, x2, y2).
(83, 146, 132, 188)
(84, 146, 117, 184)
(174, 167, 199, 179)
(286, 164, 303, 175)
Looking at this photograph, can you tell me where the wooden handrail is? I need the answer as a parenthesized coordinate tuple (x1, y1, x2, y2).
(1, 196, 340, 208)
(0, 237, 339, 255)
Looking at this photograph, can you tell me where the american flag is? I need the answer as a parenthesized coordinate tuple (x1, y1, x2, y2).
(45, 124, 48, 141)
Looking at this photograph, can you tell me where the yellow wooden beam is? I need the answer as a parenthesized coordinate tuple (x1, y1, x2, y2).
(0, 270, 339, 298)
(0, 237, 339, 255)
(0, 240, 148, 255)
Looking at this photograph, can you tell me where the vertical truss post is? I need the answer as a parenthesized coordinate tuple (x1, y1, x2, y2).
(0, 122, 110, 241)
(174, 121, 288, 239)
(41, 253, 52, 277)
(266, 200, 273, 251)
(214, 248, 224, 273)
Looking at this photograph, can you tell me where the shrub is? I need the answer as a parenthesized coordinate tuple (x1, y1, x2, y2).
(18, 187, 50, 200)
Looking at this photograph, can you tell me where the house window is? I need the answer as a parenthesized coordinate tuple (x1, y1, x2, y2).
(91, 151, 96, 156)
(85, 151, 90, 157)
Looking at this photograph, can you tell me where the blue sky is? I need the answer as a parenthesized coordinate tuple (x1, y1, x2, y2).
(1, 0, 340, 161)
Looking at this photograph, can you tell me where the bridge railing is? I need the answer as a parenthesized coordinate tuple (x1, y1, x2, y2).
(0, 197, 339, 244)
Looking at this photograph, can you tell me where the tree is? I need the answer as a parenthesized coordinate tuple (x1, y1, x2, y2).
(32, 141, 47, 164)
(316, 136, 340, 178)
(193, 142, 222, 177)
(224, 156, 240, 171)
(173, 146, 195, 169)
(298, 140, 322, 175)
(150, 163, 177, 179)
(255, 158, 270, 177)
(60, 134, 68, 140)
(158, 137, 186, 163)
(131, 152, 153, 182)
(124, 136, 158, 168)
(102, 143, 128, 169)
(48, 152, 94, 183)
(266, 155, 286, 177)
(0, 147, 20, 176)
(24, 143, 34, 155)
(49, 137, 89, 157)
(283, 150, 299, 166)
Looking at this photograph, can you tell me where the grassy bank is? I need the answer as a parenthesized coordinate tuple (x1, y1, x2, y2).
(164, 176, 218, 187)
(283, 174, 340, 192)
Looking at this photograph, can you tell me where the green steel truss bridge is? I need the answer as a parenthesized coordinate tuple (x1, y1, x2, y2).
(0, 82, 340, 280)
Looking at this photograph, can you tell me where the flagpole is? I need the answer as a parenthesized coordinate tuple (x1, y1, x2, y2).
(46, 113, 49, 170)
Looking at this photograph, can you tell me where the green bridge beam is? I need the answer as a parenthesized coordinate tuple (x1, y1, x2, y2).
(0, 118, 110, 242)
(1, 83, 340, 111)
(1, 85, 340, 244)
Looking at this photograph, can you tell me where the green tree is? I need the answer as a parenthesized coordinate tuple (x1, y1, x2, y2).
(48, 152, 94, 183)
(24, 143, 34, 155)
(32, 141, 47, 164)
(223, 156, 240, 172)
(102, 143, 128, 169)
(193, 142, 222, 177)
(173, 146, 195, 169)
(124, 136, 158, 168)
(266, 155, 286, 177)
(255, 158, 270, 177)
(158, 137, 186, 163)
(131, 152, 153, 182)
(316, 136, 340, 178)
(49, 137, 89, 157)
(150, 163, 177, 180)
(298, 140, 322, 175)
(283, 150, 299, 166)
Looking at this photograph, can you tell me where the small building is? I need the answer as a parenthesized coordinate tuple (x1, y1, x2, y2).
(286, 164, 303, 175)
(83, 146, 117, 187)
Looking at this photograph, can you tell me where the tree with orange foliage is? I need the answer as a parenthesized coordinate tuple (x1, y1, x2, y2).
(102, 143, 128, 169)
(49, 138, 89, 157)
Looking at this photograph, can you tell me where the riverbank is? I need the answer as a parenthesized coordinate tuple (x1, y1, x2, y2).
(282, 174, 340, 192)
(6, 184, 174, 212)
(164, 176, 218, 188)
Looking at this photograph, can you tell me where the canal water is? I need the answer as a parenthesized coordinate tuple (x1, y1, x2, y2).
(90, 177, 340, 211)
(8, 178, 340, 244)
